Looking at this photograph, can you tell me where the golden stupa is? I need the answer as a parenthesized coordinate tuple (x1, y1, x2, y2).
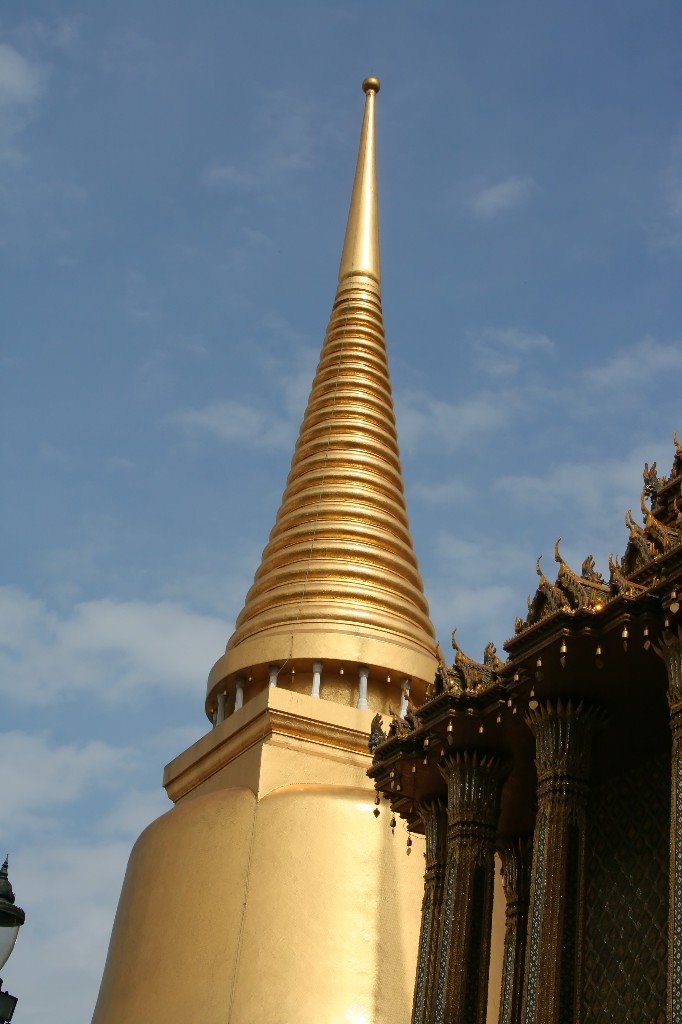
(91, 78, 438, 1024)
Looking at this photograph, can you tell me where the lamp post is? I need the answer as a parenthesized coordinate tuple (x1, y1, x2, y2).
(0, 858, 25, 1023)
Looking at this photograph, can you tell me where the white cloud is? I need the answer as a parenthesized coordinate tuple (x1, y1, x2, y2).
(172, 337, 316, 449)
(172, 398, 293, 448)
(472, 176, 535, 219)
(9, 839, 134, 1024)
(100, 788, 169, 837)
(199, 90, 317, 199)
(493, 440, 674, 564)
(0, 44, 42, 107)
(409, 480, 473, 506)
(396, 388, 515, 452)
(423, 532, 534, 655)
(0, 587, 227, 703)
(585, 336, 682, 389)
(428, 579, 519, 652)
(0, 43, 44, 164)
(434, 534, 531, 580)
(472, 327, 555, 377)
(0, 732, 134, 831)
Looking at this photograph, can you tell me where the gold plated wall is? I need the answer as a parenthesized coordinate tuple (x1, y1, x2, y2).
(93, 690, 426, 1024)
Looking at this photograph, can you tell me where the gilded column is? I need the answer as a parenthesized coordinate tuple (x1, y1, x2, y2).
(522, 700, 602, 1024)
(432, 752, 507, 1024)
(411, 799, 447, 1024)
(498, 837, 532, 1024)
(654, 626, 682, 1023)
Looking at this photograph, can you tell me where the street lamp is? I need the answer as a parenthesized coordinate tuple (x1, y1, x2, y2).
(0, 858, 25, 1023)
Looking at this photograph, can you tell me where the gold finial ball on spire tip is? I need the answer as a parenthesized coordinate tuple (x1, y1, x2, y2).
(362, 76, 380, 94)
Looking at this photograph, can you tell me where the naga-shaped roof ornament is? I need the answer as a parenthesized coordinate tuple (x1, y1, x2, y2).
(608, 553, 646, 596)
(640, 487, 676, 554)
(554, 537, 609, 610)
(441, 629, 501, 693)
(672, 431, 682, 479)
(581, 554, 605, 584)
(623, 508, 653, 570)
(516, 555, 565, 630)
(643, 461, 662, 501)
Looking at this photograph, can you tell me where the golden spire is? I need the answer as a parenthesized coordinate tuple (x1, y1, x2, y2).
(338, 77, 381, 285)
(206, 78, 437, 718)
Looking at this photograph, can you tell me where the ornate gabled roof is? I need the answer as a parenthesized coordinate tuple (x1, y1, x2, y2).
(640, 489, 677, 554)
(430, 629, 504, 697)
(607, 554, 646, 598)
(554, 538, 610, 608)
(509, 435, 682, 644)
(370, 434, 682, 842)
(514, 544, 609, 635)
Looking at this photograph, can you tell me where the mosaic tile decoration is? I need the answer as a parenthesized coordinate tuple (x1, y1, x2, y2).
(583, 754, 669, 1024)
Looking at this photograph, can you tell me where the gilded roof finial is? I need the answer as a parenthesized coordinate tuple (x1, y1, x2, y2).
(338, 76, 381, 286)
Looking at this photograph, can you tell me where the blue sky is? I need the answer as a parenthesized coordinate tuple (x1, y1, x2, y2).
(1, 2, 681, 1019)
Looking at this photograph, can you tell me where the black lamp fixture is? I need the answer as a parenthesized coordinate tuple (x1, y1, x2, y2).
(0, 858, 25, 1023)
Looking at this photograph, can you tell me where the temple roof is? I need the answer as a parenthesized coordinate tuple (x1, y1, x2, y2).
(369, 435, 682, 839)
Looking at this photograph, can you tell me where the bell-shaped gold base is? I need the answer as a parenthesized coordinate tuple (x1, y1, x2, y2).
(92, 689, 424, 1024)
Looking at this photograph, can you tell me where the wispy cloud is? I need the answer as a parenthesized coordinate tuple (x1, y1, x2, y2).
(0, 42, 44, 164)
(409, 480, 474, 506)
(397, 388, 516, 452)
(171, 327, 316, 449)
(424, 532, 532, 652)
(0, 587, 227, 703)
(585, 336, 682, 389)
(472, 176, 535, 219)
(494, 441, 669, 535)
(10, 839, 136, 1022)
(472, 327, 555, 377)
(172, 398, 293, 448)
(199, 90, 319, 200)
(0, 732, 134, 831)
(100, 788, 169, 837)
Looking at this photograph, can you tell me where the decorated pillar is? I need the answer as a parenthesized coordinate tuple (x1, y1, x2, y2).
(411, 799, 447, 1024)
(522, 700, 601, 1024)
(654, 625, 682, 1023)
(498, 837, 532, 1024)
(432, 751, 507, 1024)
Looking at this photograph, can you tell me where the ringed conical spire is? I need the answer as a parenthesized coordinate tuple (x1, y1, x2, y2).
(207, 78, 437, 718)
